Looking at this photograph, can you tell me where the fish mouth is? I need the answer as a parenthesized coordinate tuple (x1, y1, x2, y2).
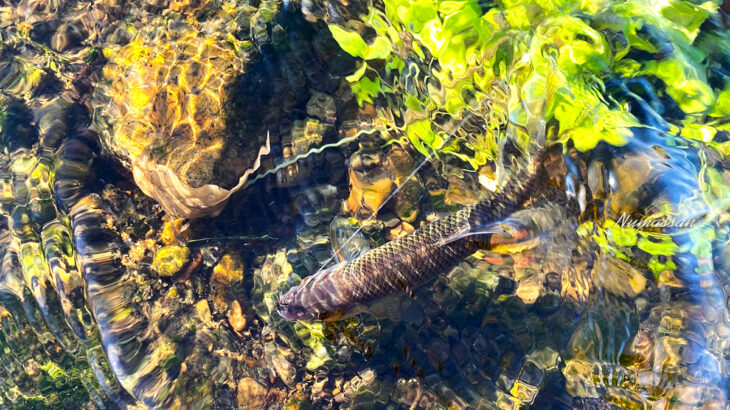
(276, 287, 306, 320)
(275, 298, 294, 320)
(275, 303, 292, 320)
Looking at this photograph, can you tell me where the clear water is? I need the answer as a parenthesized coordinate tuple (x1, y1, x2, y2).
(0, 0, 728, 409)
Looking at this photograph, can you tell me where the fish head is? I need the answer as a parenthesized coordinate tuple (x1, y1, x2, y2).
(277, 262, 351, 321)
(276, 285, 314, 320)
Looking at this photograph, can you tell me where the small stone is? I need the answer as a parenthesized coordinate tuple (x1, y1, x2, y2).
(272, 355, 297, 387)
(311, 378, 327, 398)
(386, 145, 415, 182)
(144, 239, 157, 250)
(515, 278, 540, 305)
(195, 300, 212, 323)
(152, 245, 190, 277)
(211, 253, 245, 311)
(344, 149, 394, 217)
(394, 179, 422, 223)
(293, 119, 326, 154)
(228, 300, 247, 332)
(359, 369, 376, 384)
(51, 22, 87, 52)
(160, 218, 191, 245)
(237, 377, 268, 409)
(267, 388, 287, 407)
(344, 168, 393, 217)
(306, 92, 336, 123)
(127, 241, 147, 263)
(444, 174, 477, 206)
(388, 222, 414, 240)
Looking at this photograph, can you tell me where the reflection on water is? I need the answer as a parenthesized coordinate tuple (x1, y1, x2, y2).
(0, 0, 729, 408)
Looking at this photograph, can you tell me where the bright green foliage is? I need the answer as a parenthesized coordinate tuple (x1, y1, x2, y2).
(328, 0, 729, 163)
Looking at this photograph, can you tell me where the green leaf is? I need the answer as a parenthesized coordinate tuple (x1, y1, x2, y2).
(364, 36, 393, 60)
(346, 63, 368, 82)
(329, 25, 368, 58)
(352, 75, 382, 106)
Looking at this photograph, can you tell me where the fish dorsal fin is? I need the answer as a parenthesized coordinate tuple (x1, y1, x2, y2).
(330, 216, 371, 263)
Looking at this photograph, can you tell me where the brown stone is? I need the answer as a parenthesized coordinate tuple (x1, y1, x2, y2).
(210, 253, 245, 312)
(237, 377, 268, 409)
(343, 168, 393, 217)
(388, 222, 414, 241)
(228, 300, 247, 332)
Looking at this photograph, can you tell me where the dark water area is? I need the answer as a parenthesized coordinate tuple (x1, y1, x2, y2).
(0, 0, 729, 408)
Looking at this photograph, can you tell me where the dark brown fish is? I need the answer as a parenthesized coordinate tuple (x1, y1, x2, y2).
(277, 145, 554, 321)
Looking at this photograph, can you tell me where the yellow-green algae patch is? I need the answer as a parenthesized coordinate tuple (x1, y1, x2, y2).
(152, 246, 190, 277)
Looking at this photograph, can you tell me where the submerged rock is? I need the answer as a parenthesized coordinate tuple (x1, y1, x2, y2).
(89, 1, 358, 219)
(210, 252, 245, 311)
(344, 149, 394, 217)
(228, 299, 247, 332)
(94, 18, 270, 219)
(152, 245, 190, 277)
(0, 95, 37, 151)
(237, 377, 269, 409)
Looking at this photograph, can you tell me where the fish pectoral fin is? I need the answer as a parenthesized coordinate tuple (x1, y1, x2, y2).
(330, 216, 371, 263)
(435, 223, 511, 246)
(317, 309, 347, 321)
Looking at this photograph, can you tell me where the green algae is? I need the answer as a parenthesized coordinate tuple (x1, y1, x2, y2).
(152, 246, 191, 277)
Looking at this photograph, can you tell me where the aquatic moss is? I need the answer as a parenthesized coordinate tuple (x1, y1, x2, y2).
(13, 361, 91, 409)
(0, 96, 37, 151)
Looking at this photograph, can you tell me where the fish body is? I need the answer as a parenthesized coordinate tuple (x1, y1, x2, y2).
(277, 150, 549, 321)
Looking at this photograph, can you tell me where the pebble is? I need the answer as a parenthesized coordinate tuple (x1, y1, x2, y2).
(344, 168, 393, 216)
(311, 378, 328, 399)
(344, 150, 394, 216)
(160, 218, 191, 245)
(272, 355, 297, 387)
(237, 377, 268, 409)
(195, 300, 212, 323)
(228, 300, 247, 332)
(394, 179, 422, 222)
(388, 221, 414, 240)
(211, 253, 245, 311)
(444, 174, 478, 206)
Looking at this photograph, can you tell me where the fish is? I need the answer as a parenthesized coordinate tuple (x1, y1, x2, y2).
(277, 143, 556, 321)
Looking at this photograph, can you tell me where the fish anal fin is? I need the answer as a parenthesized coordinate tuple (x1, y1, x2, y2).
(368, 295, 404, 321)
